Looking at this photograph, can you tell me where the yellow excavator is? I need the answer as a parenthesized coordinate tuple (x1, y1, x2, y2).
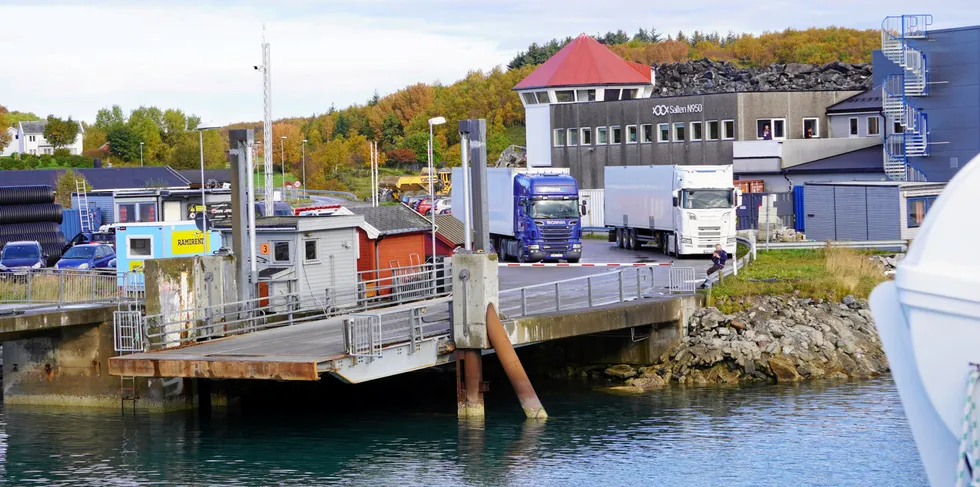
(380, 168, 452, 201)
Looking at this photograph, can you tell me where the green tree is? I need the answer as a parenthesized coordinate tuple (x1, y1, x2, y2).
(43, 115, 80, 150)
(107, 125, 141, 161)
(55, 169, 92, 208)
(0, 106, 11, 152)
(94, 105, 126, 131)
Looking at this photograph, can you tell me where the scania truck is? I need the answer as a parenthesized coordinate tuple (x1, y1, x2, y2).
(604, 165, 737, 257)
(452, 167, 583, 263)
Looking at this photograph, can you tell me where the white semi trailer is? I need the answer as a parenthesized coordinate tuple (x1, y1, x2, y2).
(604, 165, 737, 257)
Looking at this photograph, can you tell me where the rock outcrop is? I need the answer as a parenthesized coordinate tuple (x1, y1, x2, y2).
(652, 59, 873, 97)
(604, 294, 887, 392)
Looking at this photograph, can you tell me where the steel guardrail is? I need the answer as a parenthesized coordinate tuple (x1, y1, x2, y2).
(0, 268, 143, 313)
(757, 239, 909, 251)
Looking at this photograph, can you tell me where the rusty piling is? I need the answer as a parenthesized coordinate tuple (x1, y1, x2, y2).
(485, 303, 547, 419)
(457, 350, 485, 418)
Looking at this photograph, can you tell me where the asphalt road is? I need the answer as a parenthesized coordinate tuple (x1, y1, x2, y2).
(498, 239, 716, 291)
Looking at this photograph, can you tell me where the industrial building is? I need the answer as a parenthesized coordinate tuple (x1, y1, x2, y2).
(802, 181, 945, 241)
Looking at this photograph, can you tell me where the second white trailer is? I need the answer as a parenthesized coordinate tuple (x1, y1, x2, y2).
(604, 165, 737, 256)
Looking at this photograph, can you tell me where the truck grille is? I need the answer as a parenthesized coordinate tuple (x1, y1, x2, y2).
(698, 226, 722, 238)
(539, 224, 574, 251)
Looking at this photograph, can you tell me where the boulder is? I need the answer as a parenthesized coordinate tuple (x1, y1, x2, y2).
(605, 364, 637, 379)
(769, 355, 803, 382)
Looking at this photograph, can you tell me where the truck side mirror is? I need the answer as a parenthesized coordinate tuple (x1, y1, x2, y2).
(672, 197, 678, 207)
(580, 201, 588, 216)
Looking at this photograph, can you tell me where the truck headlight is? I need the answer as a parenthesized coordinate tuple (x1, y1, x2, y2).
(681, 238, 692, 244)
(572, 244, 581, 249)
(688, 213, 697, 220)
(528, 245, 540, 250)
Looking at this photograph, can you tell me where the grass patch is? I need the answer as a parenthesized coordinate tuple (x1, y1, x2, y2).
(709, 246, 889, 313)
(583, 231, 611, 241)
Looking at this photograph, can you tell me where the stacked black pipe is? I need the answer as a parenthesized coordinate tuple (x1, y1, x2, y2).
(0, 185, 64, 266)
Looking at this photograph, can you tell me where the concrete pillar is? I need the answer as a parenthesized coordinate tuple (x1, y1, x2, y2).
(451, 252, 498, 349)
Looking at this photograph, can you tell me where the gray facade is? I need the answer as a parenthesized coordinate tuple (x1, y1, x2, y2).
(829, 113, 883, 139)
(550, 91, 860, 189)
(873, 25, 980, 181)
(803, 181, 944, 241)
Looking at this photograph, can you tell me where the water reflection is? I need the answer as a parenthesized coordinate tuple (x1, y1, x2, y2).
(0, 377, 923, 486)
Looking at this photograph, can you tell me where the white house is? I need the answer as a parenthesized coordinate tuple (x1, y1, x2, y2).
(1, 127, 17, 157)
(15, 120, 84, 156)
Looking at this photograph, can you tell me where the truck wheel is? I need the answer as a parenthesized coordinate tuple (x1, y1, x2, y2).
(629, 230, 639, 249)
(499, 243, 508, 262)
(616, 229, 624, 248)
(517, 249, 527, 263)
(624, 229, 634, 250)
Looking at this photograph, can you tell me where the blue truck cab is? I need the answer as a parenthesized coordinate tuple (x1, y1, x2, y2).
(511, 173, 583, 263)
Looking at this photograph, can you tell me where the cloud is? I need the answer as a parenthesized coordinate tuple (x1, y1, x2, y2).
(1, 0, 977, 124)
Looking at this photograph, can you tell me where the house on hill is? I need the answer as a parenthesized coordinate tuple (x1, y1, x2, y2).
(14, 120, 84, 156)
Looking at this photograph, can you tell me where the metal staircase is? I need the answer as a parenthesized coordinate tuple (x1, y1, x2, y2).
(75, 178, 92, 233)
(881, 14, 933, 181)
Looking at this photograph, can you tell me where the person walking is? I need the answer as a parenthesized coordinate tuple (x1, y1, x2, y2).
(700, 244, 728, 288)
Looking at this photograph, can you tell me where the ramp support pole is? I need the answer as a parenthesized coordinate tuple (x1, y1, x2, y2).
(486, 303, 547, 419)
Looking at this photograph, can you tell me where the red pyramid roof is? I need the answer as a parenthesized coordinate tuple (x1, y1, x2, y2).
(513, 34, 652, 90)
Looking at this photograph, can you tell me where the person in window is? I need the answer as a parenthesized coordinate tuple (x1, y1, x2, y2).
(699, 244, 728, 289)
(804, 128, 814, 139)
(762, 125, 772, 140)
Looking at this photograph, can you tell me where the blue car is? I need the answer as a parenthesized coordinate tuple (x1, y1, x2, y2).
(55, 243, 116, 270)
(0, 241, 46, 273)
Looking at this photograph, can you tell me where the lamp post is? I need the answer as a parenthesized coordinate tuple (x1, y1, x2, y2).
(197, 124, 221, 251)
(427, 116, 446, 292)
(301, 139, 307, 198)
(139, 142, 144, 167)
(280, 135, 287, 203)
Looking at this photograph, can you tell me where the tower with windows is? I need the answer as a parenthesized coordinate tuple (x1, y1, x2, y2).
(514, 34, 656, 167)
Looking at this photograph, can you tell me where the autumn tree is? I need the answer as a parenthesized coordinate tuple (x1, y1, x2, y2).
(0, 105, 11, 152)
(271, 122, 304, 173)
(386, 148, 416, 165)
(43, 115, 80, 151)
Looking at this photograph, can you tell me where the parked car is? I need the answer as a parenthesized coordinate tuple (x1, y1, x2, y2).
(431, 198, 451, 215)
(0, 241, 46, 273)
(62, 229, 116, 256)
(55, 243, 116, 270)
(416, 196, 436, 215)
(254, 201, 293, 216)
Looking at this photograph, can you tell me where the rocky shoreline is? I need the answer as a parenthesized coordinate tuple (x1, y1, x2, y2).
(587, 294, 888, 392)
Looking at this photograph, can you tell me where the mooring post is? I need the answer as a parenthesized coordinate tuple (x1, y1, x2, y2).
(486, 302, 547, 419)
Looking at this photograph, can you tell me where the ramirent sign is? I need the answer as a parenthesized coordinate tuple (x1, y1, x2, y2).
(652, 103, 703, 116)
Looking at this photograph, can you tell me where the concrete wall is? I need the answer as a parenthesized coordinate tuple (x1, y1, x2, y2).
(736, 91, 861, 140)
(873, 26, 980, 182)
(549, 93, 738, 189)
(144, 255, 238, 346)
(526, 104, 552, 166)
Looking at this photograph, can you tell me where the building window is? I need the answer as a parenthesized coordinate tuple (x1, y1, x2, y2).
(273, 241, 291, 263)
(894, 121, 905, 134)
(803, 118, 819, 138)
(641, 124, 653, 143)
(521, 93, 537, 105)
(553, 129, 565, 147)
(596, 127, 608, 144)
(907, 196, 937, 228)
(304, 239, 318, 262)
(576, 89, 596, 102)
(29, 135, 35, 142)
(706, 121, 719, 141)
(657, 123, 669, 143)
(117, 204, 135, 223)
(849, 117, 859, 137)
(128, 237, 152, 258)
(611, 126, 622, 144)
(535, 91, 550, 104)
(555, 90, 575, 103)
(139, 204, 156, 222)
(567, 128, 579, 146)
(723, 120, 735, 140)
(622, 89, 637, 100)
(867, 116, 880, 136)
(604, 89, 621, 102)
(580, 127, 592, 145)
(690, 121, 703, 141)
(756, 119, 785, 139)
(673, 122, 686, 142)
(626, 125, 637, 143)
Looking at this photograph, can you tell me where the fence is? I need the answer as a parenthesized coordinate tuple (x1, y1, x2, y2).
(756, 239, 909, 252)
(0, 269, 142, 312)
(498, 267, 659, 319)
(345, 297, 452, 360)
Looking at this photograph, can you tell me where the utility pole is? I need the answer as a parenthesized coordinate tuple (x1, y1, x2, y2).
(258, 25, 274, 216)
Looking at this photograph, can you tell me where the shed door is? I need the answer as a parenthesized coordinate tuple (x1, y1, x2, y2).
(163, 201, 182, 222)
(803, 186, 836, 241)
(866, 187, 901, 240)
(834, 186, 868, 241)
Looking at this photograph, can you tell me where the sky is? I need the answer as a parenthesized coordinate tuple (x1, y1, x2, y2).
(1, 0, 977, 126)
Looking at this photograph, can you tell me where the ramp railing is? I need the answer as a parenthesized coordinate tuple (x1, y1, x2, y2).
(0, 269, 142, 313)
(345, 297, 452, 359)
(498, 267, 657, 319)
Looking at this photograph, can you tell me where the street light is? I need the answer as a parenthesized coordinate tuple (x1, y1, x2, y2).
(427, 116, 446, 292)
(197, 123, 221, 251)
(302, 139, 307, 198)
(139, 142, 144, 167)
(280, 135, 287, 203)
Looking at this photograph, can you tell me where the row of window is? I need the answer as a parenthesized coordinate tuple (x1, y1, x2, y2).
(554, 120, 737, 147)
(522, 88, 641, 105)
(848, 115, 883, 137)
(126, 236, 320, 263)
(754, 118, 822, 139)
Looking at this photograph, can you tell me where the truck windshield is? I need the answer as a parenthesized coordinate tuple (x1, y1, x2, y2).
(531, 200, 579, 219)
(2, 245, 39, 260)
(682, 190, 733, 209)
